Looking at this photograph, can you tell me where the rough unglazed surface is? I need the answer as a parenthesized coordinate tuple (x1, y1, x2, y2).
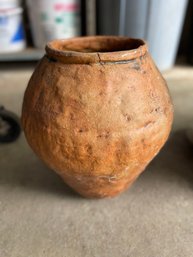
(0, 65, 193, 256)
(22, 37, 173, 197)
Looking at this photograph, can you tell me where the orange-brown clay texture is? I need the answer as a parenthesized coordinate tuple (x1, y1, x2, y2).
(22, 36, 173, 198)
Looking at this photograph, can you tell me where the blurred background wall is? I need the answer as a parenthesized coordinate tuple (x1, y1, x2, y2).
(0, 0, 193, 70)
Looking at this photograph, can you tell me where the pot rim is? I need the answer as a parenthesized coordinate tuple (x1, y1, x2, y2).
(45, 36, 148, 64)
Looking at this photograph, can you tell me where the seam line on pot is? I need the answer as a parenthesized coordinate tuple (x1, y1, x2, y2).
(45, 55, 147, 65)
(96, 59, 139, 65)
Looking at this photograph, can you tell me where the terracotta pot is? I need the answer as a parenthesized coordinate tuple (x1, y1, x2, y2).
(22, 36, 173, 198)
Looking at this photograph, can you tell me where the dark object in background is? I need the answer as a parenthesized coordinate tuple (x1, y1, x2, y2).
(187, 4, 193, 64)
(81, 0, 96, 35)
(178, 0, 193, 64)
(0, 106, 21, 143)
(22, 0, 33, 47)
(96, 0, 120, 35)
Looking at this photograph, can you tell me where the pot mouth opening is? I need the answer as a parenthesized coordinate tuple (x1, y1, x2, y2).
(46, 36, 147, 64)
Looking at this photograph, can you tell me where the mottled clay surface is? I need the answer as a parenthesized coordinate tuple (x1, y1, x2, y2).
(22, 36, 173, 198)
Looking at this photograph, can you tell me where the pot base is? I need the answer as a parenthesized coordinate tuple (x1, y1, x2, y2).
(60, 172, 140, 198)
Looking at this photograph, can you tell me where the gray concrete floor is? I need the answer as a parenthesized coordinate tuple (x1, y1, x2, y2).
(0, 65, 193, 257)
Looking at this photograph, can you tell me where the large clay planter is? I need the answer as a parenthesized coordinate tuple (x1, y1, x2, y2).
(22, 36, 173, 198)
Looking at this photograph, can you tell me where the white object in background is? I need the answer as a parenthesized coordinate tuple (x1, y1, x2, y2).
(147, 0, 188, 71)
(124, 0, 188, 70)
(0, 7, 26, 53)
(0, 0, 21, 9)
(27, 0, 81, 49)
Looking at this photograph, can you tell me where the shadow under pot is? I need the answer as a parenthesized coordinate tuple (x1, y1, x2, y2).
(21, 36, 173, 198)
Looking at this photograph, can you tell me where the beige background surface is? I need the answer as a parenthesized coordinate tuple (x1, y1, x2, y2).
(0, 65, 193, 257)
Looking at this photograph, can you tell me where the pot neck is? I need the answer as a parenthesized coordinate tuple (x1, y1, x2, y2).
(45, 36, 148, 64)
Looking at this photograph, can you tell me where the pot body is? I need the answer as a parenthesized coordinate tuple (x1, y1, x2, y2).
(22, 37, 173, 198)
